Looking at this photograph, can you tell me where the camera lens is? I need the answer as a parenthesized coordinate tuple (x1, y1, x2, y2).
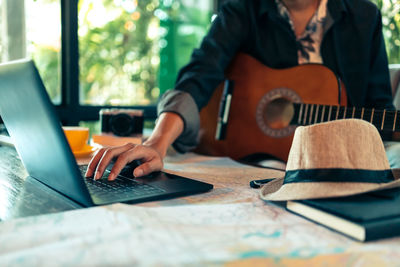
(110, 113, 134, 136)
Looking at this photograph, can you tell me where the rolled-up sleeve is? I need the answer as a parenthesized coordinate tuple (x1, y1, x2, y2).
(157, 90, 199, 153)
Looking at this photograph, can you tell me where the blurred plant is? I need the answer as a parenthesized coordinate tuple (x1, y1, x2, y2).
(32, 46, 61, 103)
(374, 0, 400, 64)
(79, 0, 212, 105)
(28, 0, 61, 103)
(79, 0, 161, 106)
(20, 0, 211, 106)
(158, 0, 212, 94)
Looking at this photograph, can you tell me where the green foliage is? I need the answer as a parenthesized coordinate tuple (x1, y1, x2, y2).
(32, 46, 61, 103)
(78, 0, 212, 105)
(79, 0, 160, 106)
(23, 0, 211, 106)
(158, 1, 212, 94)
(373, 0, 400, 64)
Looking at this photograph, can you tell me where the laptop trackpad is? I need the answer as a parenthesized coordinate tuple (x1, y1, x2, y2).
(145, 172, 208, 193)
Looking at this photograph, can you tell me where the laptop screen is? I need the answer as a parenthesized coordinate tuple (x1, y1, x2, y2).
(0, 59, 93, 206)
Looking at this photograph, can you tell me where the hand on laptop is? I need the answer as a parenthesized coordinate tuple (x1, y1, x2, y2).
(85, 143, 163, 180)
(86, 112, 184, 181)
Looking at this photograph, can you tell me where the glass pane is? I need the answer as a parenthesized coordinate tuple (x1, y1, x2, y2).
(158, 0, 213, 95)
(374, 0, 400, 64)
(78, 0, 212, 106)
(0, 0, 62, 104)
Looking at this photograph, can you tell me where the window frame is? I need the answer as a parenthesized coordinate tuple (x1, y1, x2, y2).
(58, 0, 168, 125)
(56, 0, 221, 125)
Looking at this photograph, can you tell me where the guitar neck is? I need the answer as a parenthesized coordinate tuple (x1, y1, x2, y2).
(292, 103, 399, 132)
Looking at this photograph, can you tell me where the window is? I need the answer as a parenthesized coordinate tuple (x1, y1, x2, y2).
(0, 0, 213, 126)
(78, 0, 161, 106)
(78, 0, 213, 107)
(0, 0, 62, 104)
(375, 0, 400, 64)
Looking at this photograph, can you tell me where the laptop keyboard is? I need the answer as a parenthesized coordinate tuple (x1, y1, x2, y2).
(79, 165, 165, 201)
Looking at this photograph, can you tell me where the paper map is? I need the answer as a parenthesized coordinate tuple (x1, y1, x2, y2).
(0, 153, 399, 266)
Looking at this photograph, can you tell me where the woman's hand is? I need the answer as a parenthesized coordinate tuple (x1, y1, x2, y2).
(85, 112, 184, 181)
(85, 143, 164, 180)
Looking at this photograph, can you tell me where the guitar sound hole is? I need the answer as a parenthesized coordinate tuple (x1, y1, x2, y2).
(263, 98, 294, 129)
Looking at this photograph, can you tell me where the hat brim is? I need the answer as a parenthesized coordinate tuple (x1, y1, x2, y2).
(260, 169, 400, 201)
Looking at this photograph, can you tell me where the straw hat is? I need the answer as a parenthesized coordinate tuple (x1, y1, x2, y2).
(260, 119, 400, 201)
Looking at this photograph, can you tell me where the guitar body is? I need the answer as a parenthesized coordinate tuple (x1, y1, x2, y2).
(196, 53, 347, 161)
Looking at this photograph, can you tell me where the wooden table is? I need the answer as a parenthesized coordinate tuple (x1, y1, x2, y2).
(0, 143, 81, 221)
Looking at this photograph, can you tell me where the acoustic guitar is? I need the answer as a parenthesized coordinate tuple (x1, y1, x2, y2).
(196, 53, 397, 162)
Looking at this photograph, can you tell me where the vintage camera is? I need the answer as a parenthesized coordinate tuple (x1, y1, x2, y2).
(100, 109, 144, 136)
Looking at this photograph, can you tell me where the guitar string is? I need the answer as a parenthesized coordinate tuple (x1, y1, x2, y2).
(292, 103, 399, 131)
(321, 105, 325, 122)
(309, 104, 314, 125)
(314, 104, 319, 124)
(303, 104, 309, 125)
(381, 110, 386, 130)
(298, 104, 304, 125)
(370, 108, 375, 124)
(335, 105, 339, 120)
(328, 106, 332, 122)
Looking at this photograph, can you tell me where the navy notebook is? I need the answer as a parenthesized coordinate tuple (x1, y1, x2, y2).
(285, 188, 400, 242)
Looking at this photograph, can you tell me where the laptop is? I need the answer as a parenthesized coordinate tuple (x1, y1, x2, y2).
(0, 59, 213, 207)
